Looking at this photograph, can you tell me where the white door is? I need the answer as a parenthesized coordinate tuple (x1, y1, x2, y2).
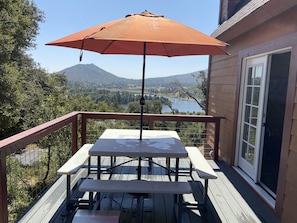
(238, 56, 268, 181)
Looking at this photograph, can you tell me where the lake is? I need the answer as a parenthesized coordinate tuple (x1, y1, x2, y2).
(162, 97, 203, 113)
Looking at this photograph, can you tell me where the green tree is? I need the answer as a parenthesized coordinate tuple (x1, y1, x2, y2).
(127, 100, 162, 114)
(0, 0, 44, 139)
(174, 70, 207, 112)
(20, 70, 71, 129)
(196, 71, 207, 111)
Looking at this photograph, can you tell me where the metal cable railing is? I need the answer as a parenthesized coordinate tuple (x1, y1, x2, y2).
(7, 127, 72, 222)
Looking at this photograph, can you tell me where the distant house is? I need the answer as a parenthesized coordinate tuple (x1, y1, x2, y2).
(208, 0, 297, 221)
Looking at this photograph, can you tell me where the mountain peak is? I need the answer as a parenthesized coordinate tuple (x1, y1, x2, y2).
(61, 64, 134, 87)
(60, 63, 202, 87)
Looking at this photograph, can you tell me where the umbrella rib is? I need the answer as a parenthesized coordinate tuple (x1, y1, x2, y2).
(216, 46, 230, 55)
(161, 43, 171, 57)
(100, 40, 115, 54)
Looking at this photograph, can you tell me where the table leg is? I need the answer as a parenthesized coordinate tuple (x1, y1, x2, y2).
(166, 158, 170, 176)
(87, 157, 91, 175)
(66, 175, 71, 204)
(137, 157, 141, 180)
(148, 157, 152, 172)
(174, 158, 180, 203)
(175, 158, 179, 182)
(94, 158, 101, 210)
(137, 195, 144, 223)
(177, 194, 183, 223)
(110, 156, 113, 172)
(89, 192, 94, 210)
(97, 156, 101, 179)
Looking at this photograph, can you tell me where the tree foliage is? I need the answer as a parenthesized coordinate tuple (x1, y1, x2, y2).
(127, 100, 162, 114)
(0, 0, 119, 139)
(174, 70, 207, 112)
(0, 0, 44, 139)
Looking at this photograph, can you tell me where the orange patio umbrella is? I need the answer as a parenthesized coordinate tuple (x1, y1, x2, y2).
(46, 11, 229, 139)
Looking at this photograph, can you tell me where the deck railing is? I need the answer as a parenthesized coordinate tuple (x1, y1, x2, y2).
(0, 111, 223, 223)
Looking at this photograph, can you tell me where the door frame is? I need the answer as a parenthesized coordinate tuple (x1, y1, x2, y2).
(233, 34, 296, 214)
(236, 55, 268, 181)
(235, 47, 292, 186)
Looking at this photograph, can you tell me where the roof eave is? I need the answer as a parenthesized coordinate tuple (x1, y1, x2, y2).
(212, 0, 297, 42)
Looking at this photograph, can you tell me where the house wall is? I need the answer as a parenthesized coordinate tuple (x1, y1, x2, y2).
(208, 2, 297, 220)
(279, 46, 297, 223)
(209, 5, 297, 163)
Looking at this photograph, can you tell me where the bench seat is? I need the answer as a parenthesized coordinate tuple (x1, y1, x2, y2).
(58, 144, 93, 175)
(185, 146, 217, 209)
(79, 179, 192, 223)
(72, 210, 121, 223)
(79, 179, 192, 194)
(185, 147, 217, 180)
(57, 144, 94, 202)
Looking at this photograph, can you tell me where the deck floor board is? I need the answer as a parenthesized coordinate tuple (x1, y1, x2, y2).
(19, 156, 280, 223)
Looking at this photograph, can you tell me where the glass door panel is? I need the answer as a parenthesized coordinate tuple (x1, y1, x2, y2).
(238, 56, 267, 181)
(259, 52, 290, 196)
(238, 51, 290, 196)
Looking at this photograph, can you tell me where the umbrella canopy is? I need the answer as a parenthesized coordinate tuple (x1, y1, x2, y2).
(46, 11, 228, 56)
(46, 11, 229, 139)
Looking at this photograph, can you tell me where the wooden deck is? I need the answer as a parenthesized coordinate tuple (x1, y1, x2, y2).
(19, 156, 280, 223)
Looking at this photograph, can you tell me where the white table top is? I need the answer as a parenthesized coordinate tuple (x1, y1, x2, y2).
(89, 129, 188, 158)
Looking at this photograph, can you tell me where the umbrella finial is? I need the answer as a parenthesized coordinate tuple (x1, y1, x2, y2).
(140, 10, 164, 18)
(126, 10, 164, 18)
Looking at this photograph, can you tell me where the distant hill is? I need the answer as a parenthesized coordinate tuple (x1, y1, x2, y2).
(145, 72, 201, 87)
(60, 63, 205, 88)
(60, 64, 137, 87)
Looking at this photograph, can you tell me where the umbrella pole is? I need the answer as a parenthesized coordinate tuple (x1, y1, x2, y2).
(140, 42, 147, 140)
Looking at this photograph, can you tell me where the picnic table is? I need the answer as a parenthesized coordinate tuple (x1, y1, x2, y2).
(89, 129, 188, 181)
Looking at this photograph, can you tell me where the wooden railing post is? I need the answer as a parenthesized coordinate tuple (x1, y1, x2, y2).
(148, 118, 154, 130)
(81, 113, 87, 145)
(0, 150, 8, 223)
(72, 114, 78, 155)
(214, 117, 221, 161)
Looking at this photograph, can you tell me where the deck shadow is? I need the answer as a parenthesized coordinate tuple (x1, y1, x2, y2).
(214, 161, 280, 223)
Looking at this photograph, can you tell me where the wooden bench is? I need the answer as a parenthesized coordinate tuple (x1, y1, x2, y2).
(72, 210, 121, 223)
(185, 146, 217, 208)
(57, 144, 94, 203)
(79, 179, 192, 223)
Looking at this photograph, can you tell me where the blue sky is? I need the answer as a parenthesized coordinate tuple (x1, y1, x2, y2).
(30, 0, 221, 79)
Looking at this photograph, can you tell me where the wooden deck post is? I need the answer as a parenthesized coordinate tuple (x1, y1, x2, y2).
(214, 117, 221, 161)
(81, 113, 87, 146)
(72, 115, 78, 155)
